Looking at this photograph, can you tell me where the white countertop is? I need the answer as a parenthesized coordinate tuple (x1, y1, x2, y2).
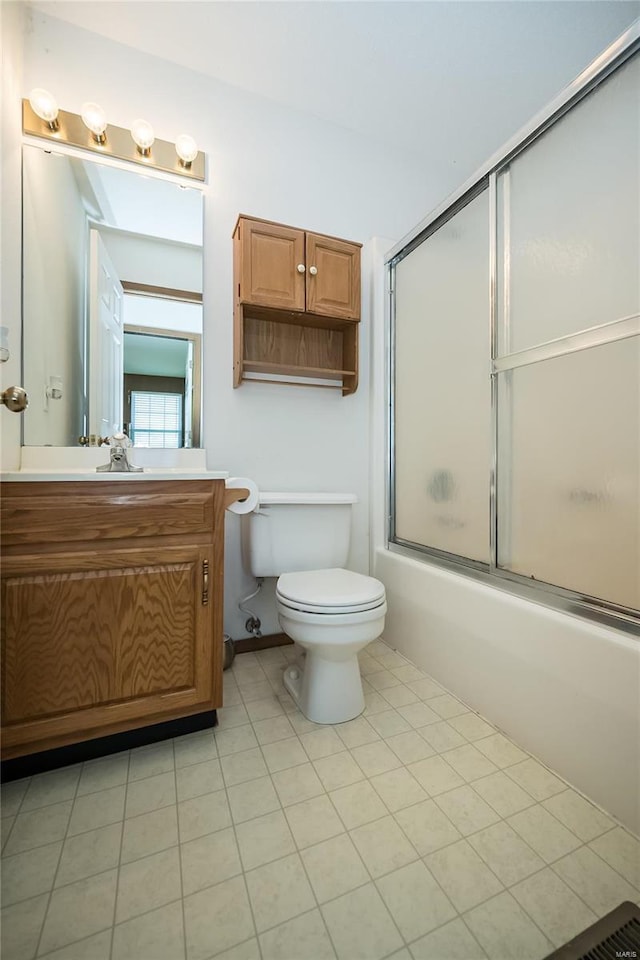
(1, 469, 229, 482)
(4, 447, 229, 481)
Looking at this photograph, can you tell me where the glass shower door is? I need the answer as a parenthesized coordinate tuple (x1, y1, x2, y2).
(393, 189, 491, 564)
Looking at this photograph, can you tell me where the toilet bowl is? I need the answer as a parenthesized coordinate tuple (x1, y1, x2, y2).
(241, 492, 387, 724)
(276, 568, 387, 724)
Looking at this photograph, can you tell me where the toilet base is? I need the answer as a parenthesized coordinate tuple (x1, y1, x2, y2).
(283, 652, 365, 725)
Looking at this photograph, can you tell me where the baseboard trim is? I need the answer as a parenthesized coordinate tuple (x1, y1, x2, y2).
(1, 710, 218, 782)
(234, 633, 293, 654)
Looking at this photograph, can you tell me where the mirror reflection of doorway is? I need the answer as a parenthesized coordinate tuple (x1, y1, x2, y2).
(122, 287, 202, 448)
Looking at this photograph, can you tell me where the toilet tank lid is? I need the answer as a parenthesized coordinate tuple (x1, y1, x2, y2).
(258, 492, 358, 505)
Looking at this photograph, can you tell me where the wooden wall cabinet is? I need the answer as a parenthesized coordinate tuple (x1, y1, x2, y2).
(0, 479, 225, 759)
(233, 215, 361, 395)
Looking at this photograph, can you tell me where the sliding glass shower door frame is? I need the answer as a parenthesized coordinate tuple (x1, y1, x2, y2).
(386, 24, 640, 632)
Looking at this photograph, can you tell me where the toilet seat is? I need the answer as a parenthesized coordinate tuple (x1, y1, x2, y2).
(277, 568, 386, 615)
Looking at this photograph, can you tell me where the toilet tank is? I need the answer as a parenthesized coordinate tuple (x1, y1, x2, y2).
(241, 492, 358, 577)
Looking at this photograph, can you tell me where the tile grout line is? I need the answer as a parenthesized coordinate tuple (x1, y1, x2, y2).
(240, 654, 392, 956)
(1, 772, 33, 853)
(244, 659, 453, 956)
(244, 672, 325, 956)
(358, 650, 561, 955)
(244, 667, 396, 958)
(170, 738, 189, 960)
(35, 895, 184, 960)
(106, 750, 130, 960)
(216, 720, 266, 960)
(33, 761, 83, 959)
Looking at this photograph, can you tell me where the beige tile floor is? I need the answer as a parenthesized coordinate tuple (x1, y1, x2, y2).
(1, 639, 639, 960)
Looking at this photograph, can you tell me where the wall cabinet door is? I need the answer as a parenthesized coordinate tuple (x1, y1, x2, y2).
(240, 219, 306, 311)
(1, 543, 215, 752)
(306, 232, 361, 320)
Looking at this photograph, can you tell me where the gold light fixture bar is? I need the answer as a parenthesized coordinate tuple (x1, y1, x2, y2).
(22, 100, 205, 182)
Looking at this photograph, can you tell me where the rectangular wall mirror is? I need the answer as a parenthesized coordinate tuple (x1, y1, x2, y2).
(22, 144, 204, 447)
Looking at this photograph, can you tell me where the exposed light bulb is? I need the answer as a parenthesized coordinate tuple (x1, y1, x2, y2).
(130, 119, 154, 156)
(28, 88, 59, 130)
(175, 134, 198, 168)
(81, 102, 107, 143)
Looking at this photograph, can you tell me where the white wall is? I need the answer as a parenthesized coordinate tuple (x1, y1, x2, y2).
(21, 11, 435, 639)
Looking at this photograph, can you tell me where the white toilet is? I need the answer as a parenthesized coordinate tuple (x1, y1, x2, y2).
(241, 492, 387, 724)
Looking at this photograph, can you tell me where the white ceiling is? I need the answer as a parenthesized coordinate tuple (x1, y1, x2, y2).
(29, 1, 638, 169)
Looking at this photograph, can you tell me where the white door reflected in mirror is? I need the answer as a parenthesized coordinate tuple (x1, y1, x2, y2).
(89, 230, 123, 438)
(21, 144, 203, 447)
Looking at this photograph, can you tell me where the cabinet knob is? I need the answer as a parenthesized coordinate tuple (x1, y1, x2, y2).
(309, 266, 318, 276)
(296, 264, 306, 274)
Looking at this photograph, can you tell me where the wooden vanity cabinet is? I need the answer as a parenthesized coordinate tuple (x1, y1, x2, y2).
(233, 215, 361, 395)
(0, 479, 224, 759)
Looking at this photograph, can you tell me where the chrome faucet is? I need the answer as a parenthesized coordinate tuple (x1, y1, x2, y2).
(96, 432, 143, 473)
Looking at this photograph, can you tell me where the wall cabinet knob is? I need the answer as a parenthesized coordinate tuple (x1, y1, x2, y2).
(309, 266, 318, 276)
(297, 264, 306, 274)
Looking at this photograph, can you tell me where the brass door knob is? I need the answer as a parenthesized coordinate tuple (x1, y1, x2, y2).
(1, 386, 28, 412)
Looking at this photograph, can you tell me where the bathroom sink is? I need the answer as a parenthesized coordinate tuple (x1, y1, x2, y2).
(3, 447, 228, 481)
(0, 468, 229, 482)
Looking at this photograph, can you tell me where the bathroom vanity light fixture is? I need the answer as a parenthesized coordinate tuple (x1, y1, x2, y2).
(81, 102, 108, 144)
(23, 91, 205, 181)
(175, 134, 198, 169)
(130, 118, 155, 156)
(28, 88, 59, 130)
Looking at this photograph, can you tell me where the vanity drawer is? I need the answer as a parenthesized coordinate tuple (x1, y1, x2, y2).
(1, 480, 221, 546)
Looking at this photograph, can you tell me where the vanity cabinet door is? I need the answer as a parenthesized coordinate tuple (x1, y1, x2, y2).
(1, 543, 218, 755)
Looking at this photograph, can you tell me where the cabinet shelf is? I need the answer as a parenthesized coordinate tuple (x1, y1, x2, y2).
(241, 304, 358, 332)
(242, 360, 357, 379)
(233, 216, 361, 396)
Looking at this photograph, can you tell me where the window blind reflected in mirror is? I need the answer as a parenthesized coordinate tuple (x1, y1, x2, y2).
(130, 390, 183, 448)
